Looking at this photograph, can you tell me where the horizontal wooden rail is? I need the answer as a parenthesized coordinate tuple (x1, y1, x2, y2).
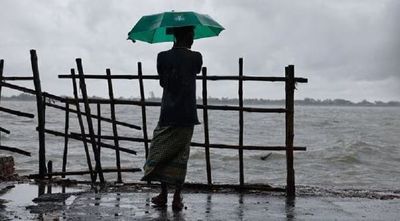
(0, 106, 35, 118)
(0, 76, 34, 81)
(58, 74, 308, 83)
(0, 82, 286, 113)
(45, 102, 141, 130)
(72, 133, 306, 151)
(0, 145, 31, 156)
(28, 167, 141, 179)
(62, 98, 286, 113)
(71, 132, 146, 143)
(191, 142, 307, 151)
(43, 129, 137, 155)
(0, 82, 66, 103)
(0, 126, 10, 134)
(0, 81, 36, 94)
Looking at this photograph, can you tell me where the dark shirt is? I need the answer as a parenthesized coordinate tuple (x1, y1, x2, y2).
(157, 47, 203, 126)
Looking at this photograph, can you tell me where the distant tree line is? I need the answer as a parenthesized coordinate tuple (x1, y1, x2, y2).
(2, 93, 400, 107)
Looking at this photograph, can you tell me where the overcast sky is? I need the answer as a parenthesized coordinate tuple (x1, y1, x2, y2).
(1, 0, 399, 102)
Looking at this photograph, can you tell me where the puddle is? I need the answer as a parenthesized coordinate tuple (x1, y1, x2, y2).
(0, 183, 85, 220)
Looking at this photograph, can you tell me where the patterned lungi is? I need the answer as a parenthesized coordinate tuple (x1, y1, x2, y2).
(141, 125, 194, 185)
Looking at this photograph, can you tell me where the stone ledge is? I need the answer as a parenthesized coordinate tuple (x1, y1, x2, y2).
(0, 155, 15, 179)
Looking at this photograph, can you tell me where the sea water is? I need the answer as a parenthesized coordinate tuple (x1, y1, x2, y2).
(1, 101, 399, 190)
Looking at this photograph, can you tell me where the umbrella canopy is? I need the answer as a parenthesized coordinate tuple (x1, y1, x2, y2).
(128, 11, 224, 43)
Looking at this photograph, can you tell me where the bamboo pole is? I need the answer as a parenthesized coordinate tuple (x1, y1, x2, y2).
(238, 58, 244, 187)
(0, 127, 10, 134)
(137, 62, 149, 158)
(75, 59, 105, 183)
(0, 76, 34, 81)
(45, 102, 141, 129)
(69, 133, 306, 151)
(0, 60, 3, 114)
(46, 129, 137, 154)
(106, 68, 122, 183)
(53, 97, 287, 113)
(30, 49, 47, 178)
(59, 74, 308, 83)
(62, 102, 70, 178)
(95, 103, 101, 182)
(28, 167, 141, 179)
(0, 59, 3, 82)
(285, 65, 295, 197)
(0, 106, 34, 118)
(202, 67, 212, 185)
(70, 68, 96, 184)
(0, 59, 3, 145)
(0, 145, 31, 156)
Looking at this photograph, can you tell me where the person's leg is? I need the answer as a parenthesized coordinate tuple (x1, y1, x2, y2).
(151, 182, 168, 206)
(172, 183, 184, 211)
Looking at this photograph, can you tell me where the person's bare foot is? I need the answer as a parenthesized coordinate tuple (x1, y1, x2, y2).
(172, 194, 184, 211)
(151, 193, 167, 207)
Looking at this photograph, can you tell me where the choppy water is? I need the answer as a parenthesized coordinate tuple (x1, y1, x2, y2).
(1, 101, 399, 190)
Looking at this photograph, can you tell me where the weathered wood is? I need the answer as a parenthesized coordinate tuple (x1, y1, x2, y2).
(0, 76, 34, 81)
(106, 68, 122, 183)
(202, 67, 212, 185)
(76, 59, 104, 183)
(1, 60, 5, 146)
(60, 97, 287, 113)
(0, 127, 10, 134)
(45, 102, 141, 130)
(0, 60, 3, 105)
(62, 102, 70, 178)
(69, 133, 306, 151)
(47, 160, 53, 180)
(238, 58, 244, 187)
(285, 65, 295, 197)
(0, 106, 34, 118)
(30, 49, 46, 178)
(59, 73, 308, 83)
(45, 129, 137, 155)
(94, 103, 102, 182)
(70, 68, 96, 184)
(137, 62, 149, 158)
(28, 167, 141, 179)
(0, 145, 31, 156)
(0, 81, 36, 95)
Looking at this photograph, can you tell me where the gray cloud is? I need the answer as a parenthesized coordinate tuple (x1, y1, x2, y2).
(0, 0, 399, 101)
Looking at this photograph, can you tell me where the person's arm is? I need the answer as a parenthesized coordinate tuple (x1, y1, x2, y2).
(195, 52, 203, 74)
(157, 53, 166, 88)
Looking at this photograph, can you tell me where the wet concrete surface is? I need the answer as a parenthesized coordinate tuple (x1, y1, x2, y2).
(1, 182, 400, 220)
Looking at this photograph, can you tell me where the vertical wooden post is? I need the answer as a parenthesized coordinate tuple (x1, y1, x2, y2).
(238, 58, 244, 187)
(106, 68, 122, 183)
(202, 67, 212, 185)
(285, 65, 295, 197)
(62, 102, 70, 178)
(0, 59, 3, 102)
(96, 103, 102, 165)
(94, 103, 102, 182)
(76, 59, 105, 183)
(47, 160, 53, 180)
(137, 62, 149, 158)
(0, 59, 3, 146)
(71, 68, 96, 184)
(30, 49, 47, 178)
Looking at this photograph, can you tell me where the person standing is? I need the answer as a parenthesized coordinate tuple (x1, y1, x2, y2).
(141, 25, 202, 211)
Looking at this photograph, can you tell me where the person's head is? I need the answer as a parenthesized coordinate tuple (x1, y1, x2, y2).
(171, 26, 194, 48)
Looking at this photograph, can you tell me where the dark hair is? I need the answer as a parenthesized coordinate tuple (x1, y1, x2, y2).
(166, 26, 194, 41)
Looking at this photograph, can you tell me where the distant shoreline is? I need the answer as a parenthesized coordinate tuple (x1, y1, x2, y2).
(1, 93, 399, 107)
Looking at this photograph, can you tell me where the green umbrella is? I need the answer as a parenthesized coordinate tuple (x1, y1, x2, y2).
(128, 11, 224, 43)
